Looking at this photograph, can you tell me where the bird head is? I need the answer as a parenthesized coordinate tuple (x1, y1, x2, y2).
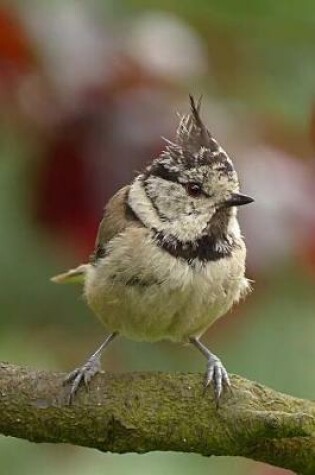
(129, 96, 253, 242)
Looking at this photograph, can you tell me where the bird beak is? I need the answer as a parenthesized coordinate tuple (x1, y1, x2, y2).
(222, 193, 254, 208)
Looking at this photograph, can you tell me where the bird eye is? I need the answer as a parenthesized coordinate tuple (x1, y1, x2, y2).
(185, 183, 203, 197)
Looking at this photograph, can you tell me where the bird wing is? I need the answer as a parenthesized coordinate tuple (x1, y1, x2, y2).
(51, 185, 144, 284)
(90, 185, 143, 263)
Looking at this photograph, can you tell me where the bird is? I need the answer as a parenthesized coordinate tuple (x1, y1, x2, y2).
(52, 95, 254, 405)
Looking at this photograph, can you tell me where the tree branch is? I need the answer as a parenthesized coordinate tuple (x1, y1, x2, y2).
(0, 363, 314, 473)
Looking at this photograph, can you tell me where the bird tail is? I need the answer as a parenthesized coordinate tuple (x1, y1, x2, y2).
(51, 264, 89, 285)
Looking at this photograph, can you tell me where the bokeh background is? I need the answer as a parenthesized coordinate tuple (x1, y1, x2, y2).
(0, 1, 315, 474)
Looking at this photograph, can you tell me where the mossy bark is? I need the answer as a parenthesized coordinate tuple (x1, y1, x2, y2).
(0, 363, 314, 473)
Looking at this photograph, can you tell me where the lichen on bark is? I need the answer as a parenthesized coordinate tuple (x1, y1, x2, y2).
(0, 363, 314, 473)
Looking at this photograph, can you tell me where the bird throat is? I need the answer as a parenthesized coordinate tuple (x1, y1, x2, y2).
(127, 181, 237, 263)
(152, 228, 236, 263)
(152, 206, 237, 263)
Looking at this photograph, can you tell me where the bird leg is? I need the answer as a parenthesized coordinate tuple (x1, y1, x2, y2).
(63, 332, 118, 404)
(189, 336, 230, 405)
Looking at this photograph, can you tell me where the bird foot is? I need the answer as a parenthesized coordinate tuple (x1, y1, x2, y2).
(63, 354, 102, 404)
(204, 354, 230, 406)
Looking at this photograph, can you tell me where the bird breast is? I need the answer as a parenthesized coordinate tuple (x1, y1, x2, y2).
(84, 227, 249, 343)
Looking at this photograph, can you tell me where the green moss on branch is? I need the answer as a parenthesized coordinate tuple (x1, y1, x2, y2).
(0, 363, 314, 473)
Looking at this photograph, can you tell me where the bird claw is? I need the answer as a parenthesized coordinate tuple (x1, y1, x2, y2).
(63, 354, 102, 404)
(204, 354, 230, 406)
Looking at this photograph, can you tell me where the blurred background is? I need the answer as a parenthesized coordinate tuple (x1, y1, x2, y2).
(0, 1, 314, 474)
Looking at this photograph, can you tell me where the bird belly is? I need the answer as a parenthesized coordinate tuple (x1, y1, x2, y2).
(87, 282, 197, 342)
(84, 242, 248, 343)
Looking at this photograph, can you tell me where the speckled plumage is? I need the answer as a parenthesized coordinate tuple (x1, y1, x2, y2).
(53, 96, 253, 403)
(85, 194, 249, 343)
